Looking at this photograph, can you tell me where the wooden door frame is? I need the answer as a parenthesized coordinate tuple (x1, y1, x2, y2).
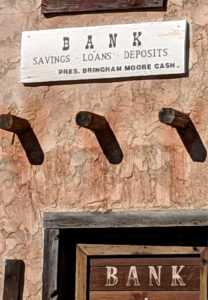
(42, 210, 208, 300)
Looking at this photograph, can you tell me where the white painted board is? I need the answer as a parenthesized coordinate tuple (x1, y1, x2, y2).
(21, 20, 188, 83)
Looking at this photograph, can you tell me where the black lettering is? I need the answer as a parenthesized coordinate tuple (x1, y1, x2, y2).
(133, 32, 142, 47)
(44, 56, 51, 64)
(141, 50, 147, 58)
(163, 48, 168, 56)
(60, 56, 66, 63)
(94, 68, 100, 72)
(124, 51, 130, 59)
(109, 33, 118, 48)
(54, 56, 60, 63)
(95, 53, 100, 61)
(169, 63, 175, 68)
(33, 57, 38, 65)
(157, 49, 162, 57)
(136, 50, 140, 58)
(130, 51, 134, 58)
(88, 54, 94, 61)
(106, 52, 112, 60)
(63, 37, 70, 51)
(58, 68, 79, 75)
(99, 52, 111, 60)
(147, 49, 152, 57)
(66, 55, 70, 62)
(38, 57, 44, 64)
(125, 64, 151, 71)
(85, 35, 94, 49)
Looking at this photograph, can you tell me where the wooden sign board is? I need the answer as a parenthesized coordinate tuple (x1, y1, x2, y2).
(76, 245, 207, 300)
(21, 20, 188, 84)
(41, 0, 164, 14)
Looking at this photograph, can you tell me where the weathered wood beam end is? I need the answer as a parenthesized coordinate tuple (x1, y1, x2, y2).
(0, 114, 30, 133)
(159, 108, 190, 129)
(0, 114, 44, 165)
(76, 111, 107, 131)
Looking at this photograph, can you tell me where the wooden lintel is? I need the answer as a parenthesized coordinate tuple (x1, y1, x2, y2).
(43, 210, 208, 229)
(159, 108, 190, 128)
(0, 114, 30, 133)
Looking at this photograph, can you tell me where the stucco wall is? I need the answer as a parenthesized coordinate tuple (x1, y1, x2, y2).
(0, 0, 208, 298)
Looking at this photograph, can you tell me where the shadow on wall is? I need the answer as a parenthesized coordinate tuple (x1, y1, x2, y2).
(177, 121, 207, 163)
(159, 108, 207, 162)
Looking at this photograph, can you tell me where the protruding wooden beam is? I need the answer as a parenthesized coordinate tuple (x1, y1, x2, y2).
(0, 114, 30, 133)
(0, 114, 44, 165)
(76, 111, 107, 131)
(76, 111, 123, 164)
(159, 108, 207, 162)
(159, 108, 190, 128)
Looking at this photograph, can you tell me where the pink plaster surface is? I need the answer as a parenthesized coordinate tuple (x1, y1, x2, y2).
(0, 0, 208, 298)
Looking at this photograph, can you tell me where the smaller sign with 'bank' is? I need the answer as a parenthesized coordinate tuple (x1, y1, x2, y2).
(21, 20, 188, 83)
(76, 245, 207, 300)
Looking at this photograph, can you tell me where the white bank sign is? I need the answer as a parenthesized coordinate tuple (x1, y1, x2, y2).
(21, 20, 188, 83)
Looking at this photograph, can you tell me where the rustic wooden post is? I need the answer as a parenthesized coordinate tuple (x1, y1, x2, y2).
(3, 260, 25, 300)
(158, 108, 190, 128)
(0, 114, 44, 165)
(76, 111, 123, 164)
(42, 229, 59, 300)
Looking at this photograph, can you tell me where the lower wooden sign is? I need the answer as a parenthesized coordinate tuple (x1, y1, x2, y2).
(75, 245, 207, 300)
(41, 0, 164, 14)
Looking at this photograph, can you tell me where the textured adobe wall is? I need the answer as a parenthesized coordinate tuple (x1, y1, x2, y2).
(0, 0, 208, 298)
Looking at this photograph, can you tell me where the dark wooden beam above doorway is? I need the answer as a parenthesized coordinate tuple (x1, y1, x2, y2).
(43, 210, 208, 229)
